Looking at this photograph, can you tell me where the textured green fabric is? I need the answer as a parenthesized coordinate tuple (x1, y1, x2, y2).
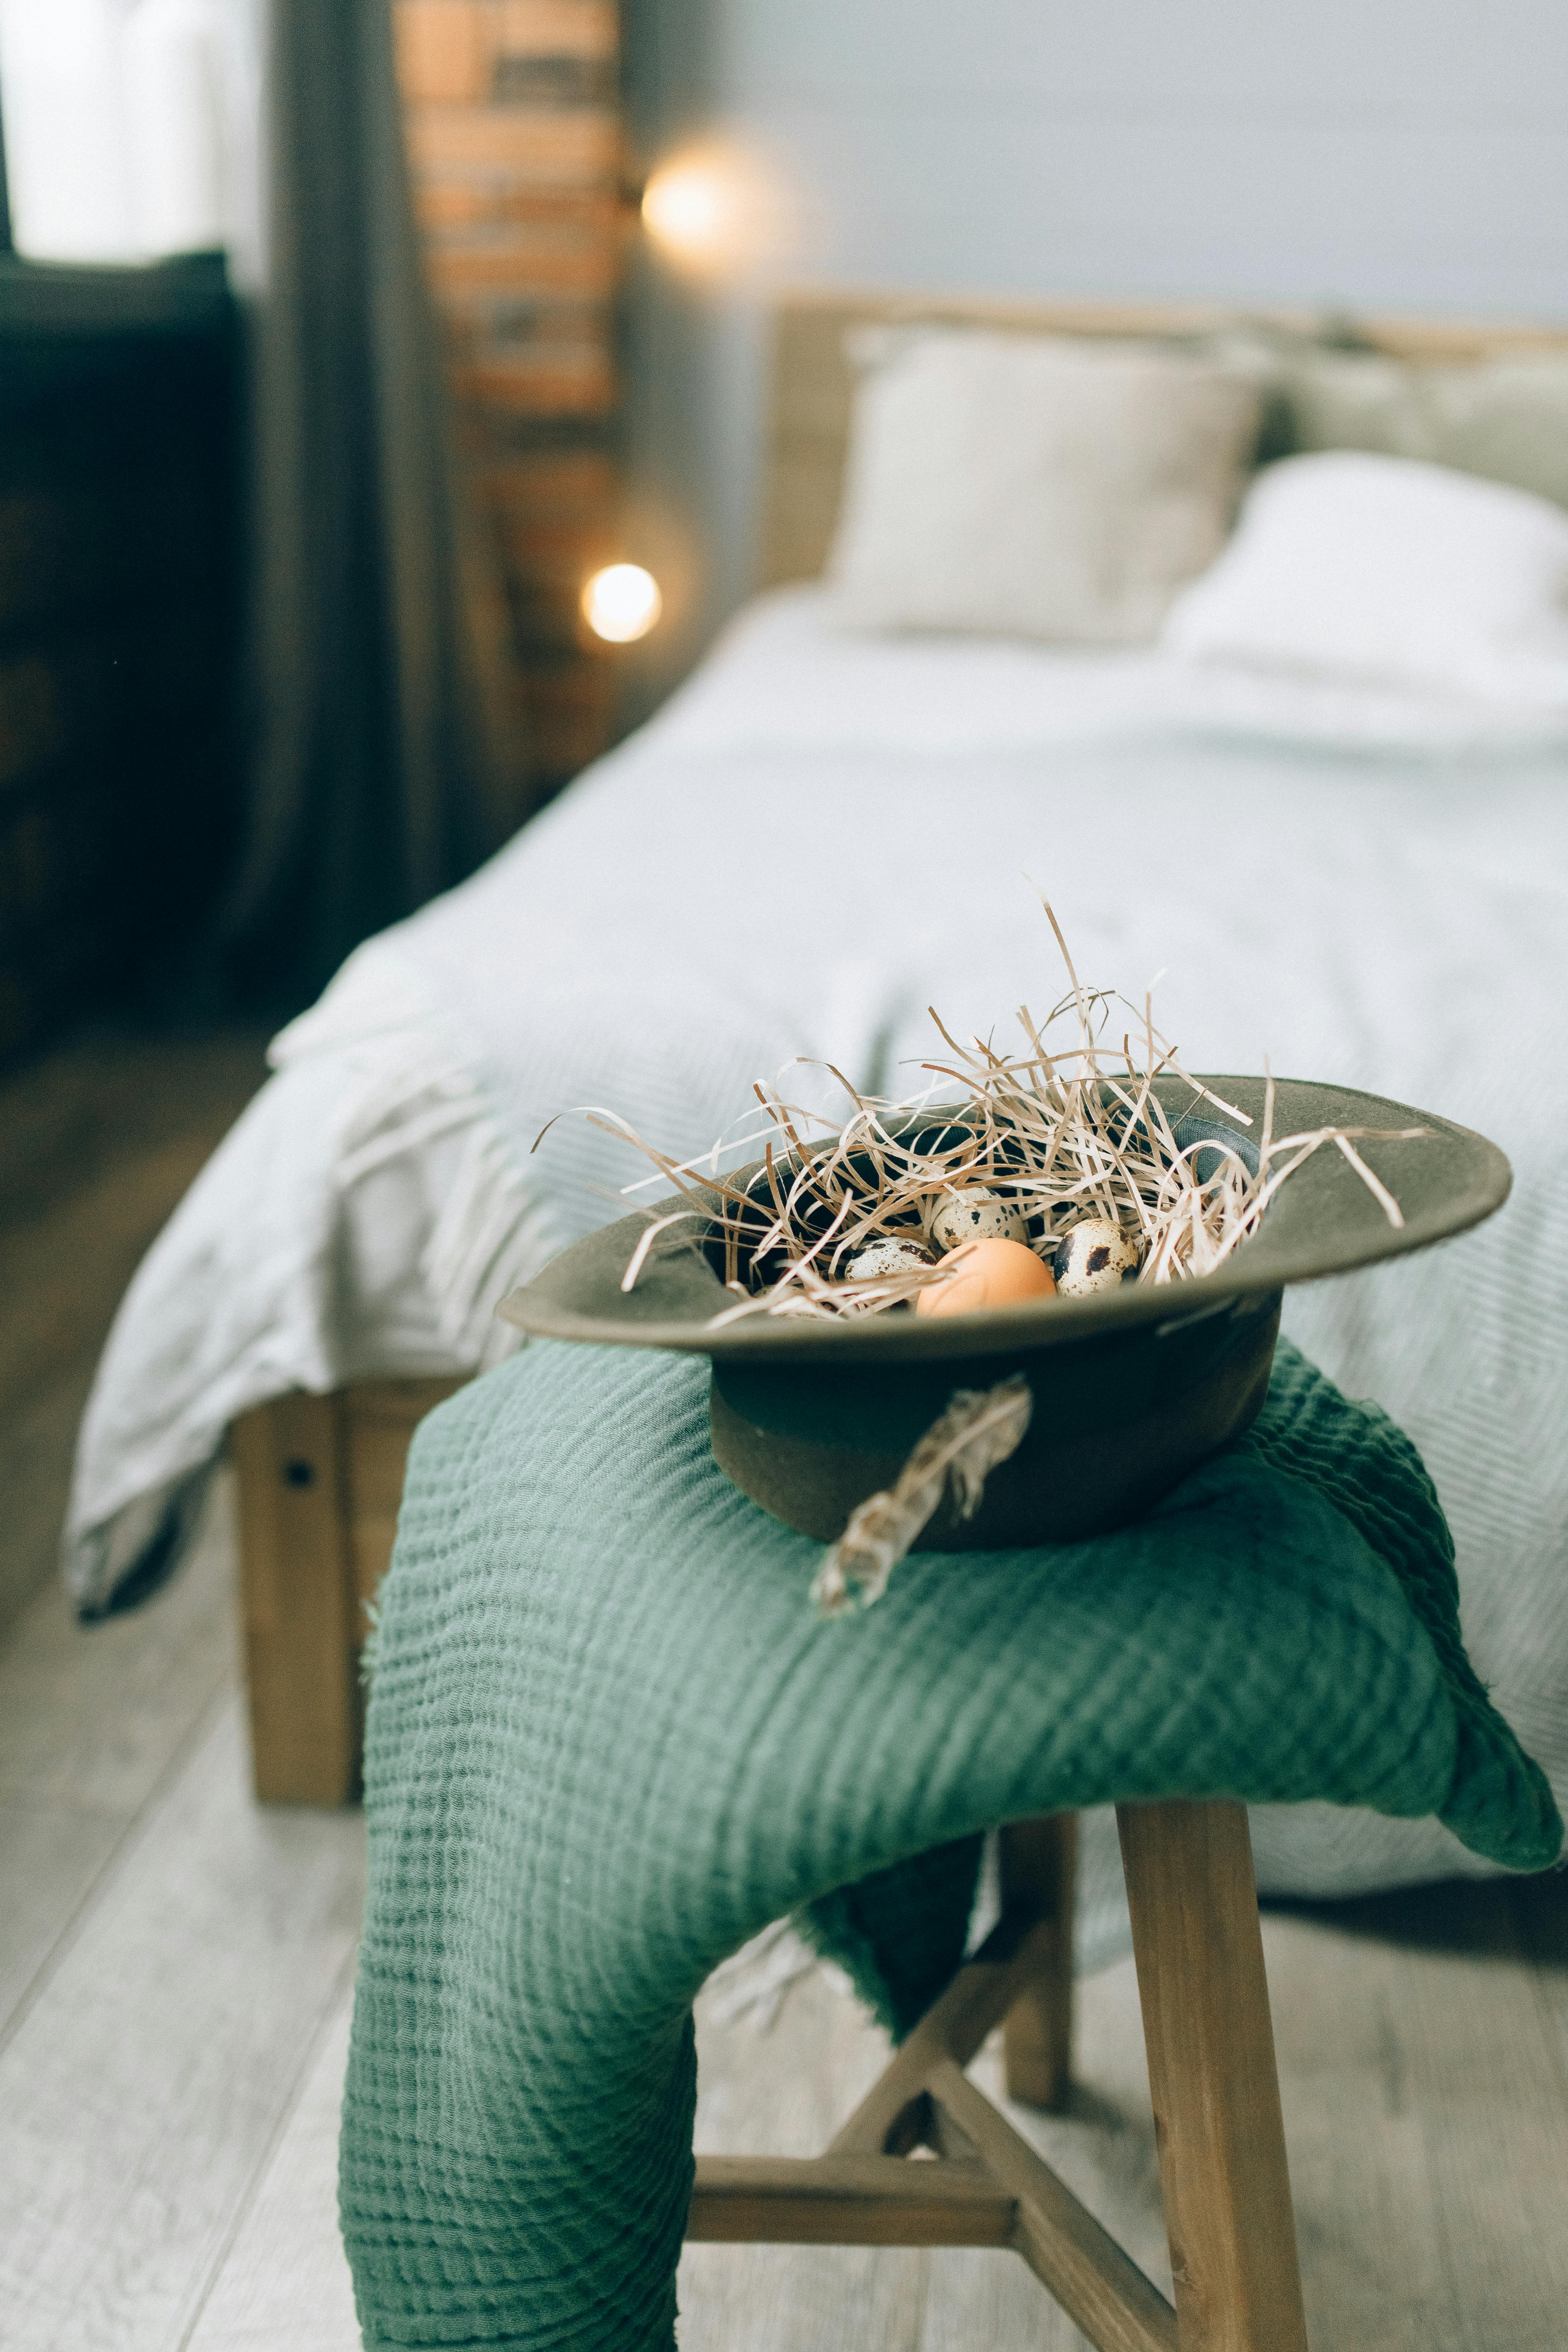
(341, 1337, 1560, 2350)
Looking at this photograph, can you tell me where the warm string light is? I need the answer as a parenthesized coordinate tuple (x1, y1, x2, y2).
(638, 136, 797, 280)
(582, 563, 663, 645)
(582, 139, 795, 648)
(640, 159, 730, 269)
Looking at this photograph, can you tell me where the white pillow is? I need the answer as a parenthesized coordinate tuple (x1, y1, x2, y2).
(827, 328, 1261, 644)
(1276, 350, 1568, 511)
(1162, 451, 1568, 706)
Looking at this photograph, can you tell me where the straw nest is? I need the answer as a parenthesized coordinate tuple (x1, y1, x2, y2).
(551, 902, 1422, 1328)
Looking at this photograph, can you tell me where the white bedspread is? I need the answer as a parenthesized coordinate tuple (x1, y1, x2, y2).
(68, 588, 1568, 1900)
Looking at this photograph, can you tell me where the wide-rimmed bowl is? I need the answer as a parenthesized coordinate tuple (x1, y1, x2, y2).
(499, 1075, 1510, 1548)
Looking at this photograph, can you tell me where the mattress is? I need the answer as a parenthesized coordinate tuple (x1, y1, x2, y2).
(67, 586, 1568, 1905)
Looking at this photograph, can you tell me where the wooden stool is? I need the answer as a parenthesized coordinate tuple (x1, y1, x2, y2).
(687, 1799, 1309, 2352)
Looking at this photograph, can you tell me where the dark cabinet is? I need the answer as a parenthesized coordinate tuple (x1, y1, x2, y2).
(0, 254, 238, 1064)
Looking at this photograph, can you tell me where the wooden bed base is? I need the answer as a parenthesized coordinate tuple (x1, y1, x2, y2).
(231, 1377, 464, 1803)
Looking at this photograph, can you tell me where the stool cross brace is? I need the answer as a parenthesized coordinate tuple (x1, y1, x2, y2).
(687, 1800, 1310, 2352)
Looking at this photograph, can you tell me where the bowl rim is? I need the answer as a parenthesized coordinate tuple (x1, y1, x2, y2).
(497, 1073, 1511, 1366)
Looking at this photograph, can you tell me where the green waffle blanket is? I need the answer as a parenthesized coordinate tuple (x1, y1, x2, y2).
(340, 1337, 1560, 2351)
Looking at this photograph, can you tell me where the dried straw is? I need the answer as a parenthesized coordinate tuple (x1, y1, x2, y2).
(540, 899, 1428, 1327)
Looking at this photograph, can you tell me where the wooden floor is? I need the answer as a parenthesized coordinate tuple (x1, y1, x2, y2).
(2, 1025, 1566, 2350)
(0, 1021, 270, 1638)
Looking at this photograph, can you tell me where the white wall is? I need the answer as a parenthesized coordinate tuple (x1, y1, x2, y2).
(719, 1, 1568, 313)
(624, 0, 1568, 678)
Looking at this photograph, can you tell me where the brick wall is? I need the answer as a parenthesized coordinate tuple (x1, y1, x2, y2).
(393, 0, 628, 797)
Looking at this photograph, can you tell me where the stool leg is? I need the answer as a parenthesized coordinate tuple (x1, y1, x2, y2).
(1117, 1800, 1309, 2352)
(1000, 1812, 1077, 2111)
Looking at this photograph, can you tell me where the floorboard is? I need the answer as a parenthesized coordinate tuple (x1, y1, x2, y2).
(0, 1695, 365, 2352)
(0, 1019, 267, 1637)
(0, 1476, 239, 2063)
(0, 1356, 106, 1656)
(184, 1976, 362, 2352)
(0, 1798, 125, 2045)
(0, 1470, 235, 1821)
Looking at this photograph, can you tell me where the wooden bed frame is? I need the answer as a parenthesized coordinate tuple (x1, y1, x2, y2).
(233, 1378, 462, 1802)
(231, 291, 1568, 1806)
(753, 290, 1568, 591)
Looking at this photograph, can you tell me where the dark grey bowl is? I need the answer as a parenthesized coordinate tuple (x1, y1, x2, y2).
(500, 1075, 1510, 1548)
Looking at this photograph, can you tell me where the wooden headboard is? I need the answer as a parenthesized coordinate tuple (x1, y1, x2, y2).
(757, 291, 1568, 591)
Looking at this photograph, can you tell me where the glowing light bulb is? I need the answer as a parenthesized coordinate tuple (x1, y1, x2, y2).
(582, 563, 662, 645)
(641, 160, 729, 267)
(639, 137, 797, 280)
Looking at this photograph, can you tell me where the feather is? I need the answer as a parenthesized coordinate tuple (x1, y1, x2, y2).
(810, 1375, 1033, 1616)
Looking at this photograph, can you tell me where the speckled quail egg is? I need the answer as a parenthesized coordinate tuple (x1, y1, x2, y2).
(846, 1235, 933, 1281)
(928, 1186, 1029, 1255)
(1051, 1218, 1142, 1297)
(916, 1238, 1057, 1318)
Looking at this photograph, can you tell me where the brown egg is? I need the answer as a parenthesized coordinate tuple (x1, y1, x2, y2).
(915, 1237, 1057, 1319)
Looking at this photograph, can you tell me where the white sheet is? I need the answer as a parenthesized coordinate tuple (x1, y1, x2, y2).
(649, 583, 1568, 757)
(67, 588, 1568, 1903)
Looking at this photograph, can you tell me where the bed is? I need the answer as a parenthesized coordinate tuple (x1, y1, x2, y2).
(67, 298, 1568, 1915)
